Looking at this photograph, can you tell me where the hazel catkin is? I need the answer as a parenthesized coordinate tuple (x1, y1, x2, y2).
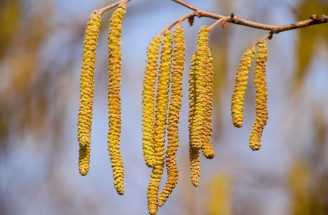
(147, 30, 172, 215)
(78, 10, 101, 175)
(142, 36, 161, 168)
(249, 40, 268, 151)
(158, 24, 185, 206)
(190, 25, 210, 150)
(231, 48, 255, 128)
(201, 47, 215, 159)
(107, 5, 126, 195)
(188, 52, 201, 187)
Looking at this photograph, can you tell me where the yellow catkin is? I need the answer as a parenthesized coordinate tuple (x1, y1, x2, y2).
(190, 25, 210, 150)
(79, 145, 91, 176)
(231, 48, 255, 128)
(158, 24, 185, 206)
(188, 52, 200, 187)
(78, 10, 101, 175)
(147, 30, 172, 215)
(249, 40, 268, 151)
(107, 5, 126, 195)
(201, 47, 215, 159)
(142, 36, 161, 168)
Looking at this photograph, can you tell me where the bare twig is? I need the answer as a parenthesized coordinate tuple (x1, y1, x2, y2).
(98, 0, 131, 15)
(172, 0, 328, 34)
(158, 12, 195, 35)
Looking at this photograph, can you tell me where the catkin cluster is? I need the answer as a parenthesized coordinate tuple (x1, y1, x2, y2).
(142, 25, 185, 215)
(188, 25, 215, 187)
(77, 4, 127, 195)
(231, 39, 268, 151)
(108, 5, 126, 195)
(78, 10, 101, 176)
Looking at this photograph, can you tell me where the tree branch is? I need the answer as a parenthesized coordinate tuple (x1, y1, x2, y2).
(172, 0, 328, 34)
(98, 0, 130, 15)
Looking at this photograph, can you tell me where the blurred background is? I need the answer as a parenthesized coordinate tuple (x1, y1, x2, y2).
(0, 0, 327, 214)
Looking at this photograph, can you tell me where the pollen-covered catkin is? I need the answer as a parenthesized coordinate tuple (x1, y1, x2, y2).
(107, 5, 126, 195)
(79, 145, 91, 176)
(201, 47, 215, 159)
(158, 24, 185, 206)
(188, 52, 201, 187)
(78, 10, 101, 175)
(142, 36, 161, 168)
(190, 25, 210, 150)
(231, 48, 255, 128)
(147, 30, 172, 215)
(249, 40, 268, 151)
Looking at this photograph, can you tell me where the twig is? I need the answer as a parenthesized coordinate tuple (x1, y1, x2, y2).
(172, 0, 328, 34)
(158, 12, 195, 35)
(98, 0, 131, 15)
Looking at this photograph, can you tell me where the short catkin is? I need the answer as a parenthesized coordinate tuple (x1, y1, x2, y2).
(158, 24, 185, 206)
(201, 46, 215, 159)
(231, 48, 255, 128)
(142, 36, 161, 168)
(78, 10, 101, 176)
(249, 40, 268, 150)
(107, 5, 126, 195)
(147, 30, 172, 215)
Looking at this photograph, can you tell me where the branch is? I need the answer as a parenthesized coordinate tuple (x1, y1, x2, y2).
(172, 0, 328, 34)
(98, 0, 130, 15)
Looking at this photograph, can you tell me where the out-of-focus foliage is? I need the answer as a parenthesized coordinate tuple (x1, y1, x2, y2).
(294, 0, 328, 89)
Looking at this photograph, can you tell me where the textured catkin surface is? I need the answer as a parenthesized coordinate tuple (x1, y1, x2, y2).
(190, 26, 210, 150)
(249, 40, 268, 151)
(142, 36, 161, 168)
(231, 48, 255, 128)
(107, 5, 126, 195)
(78, 10, 101, 176)
(188, 52, 201, 187)
(158, 24, 185, 207)
(201, 47, 215, 159)
(147, 30, 172, 215)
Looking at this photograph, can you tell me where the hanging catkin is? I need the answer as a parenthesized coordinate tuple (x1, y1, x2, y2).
(147, 30, 172, 215)
(190, 25, 210, 150)
(249, 40, 268, 150)
(142, 36, 161, 168)
(201, 46, 215, 159)
(231, 48, 255, 128)
(188, 52, 201, 187)
(107, 5, 126, 195)
(78, 10, 101, 176)
(158, 24, 185, 206)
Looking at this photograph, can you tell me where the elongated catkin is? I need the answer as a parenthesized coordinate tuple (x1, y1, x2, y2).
(78, 10, 101, 175)
(142, 36, 161, 168)
(201, 46, 215, 159)
(107, 5, 126, 195)
(190, 25, 210, 150)
(249, 40, 268, 150)
(159, 24, 185, 206)
(231, 48, 255, 128)
(147, 30, 172, 215)
(189, 52, 201, 187)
